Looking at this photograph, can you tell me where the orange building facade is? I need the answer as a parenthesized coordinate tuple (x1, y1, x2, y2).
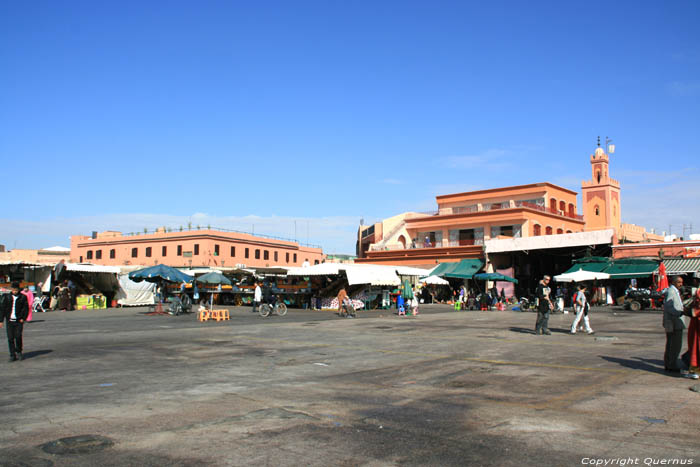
(356, 143, 663, 268)
(356, 183, 585, 267)
(70, 229, 324, 268)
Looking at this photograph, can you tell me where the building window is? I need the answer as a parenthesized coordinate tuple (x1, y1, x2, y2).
(533, 224, 542, 236)
(274, 251, 278, 262)
(568, 203, 575, 217)
(556, 228, 564, 235)
(87, 250, 93, 260)
(245, 248, 249, 259)
(96, 250, 102, 260)
(566, 230, 573, 234)
(545, 226, 553, 235)
(146, 247, 152, 257)
(214, 244, 219, 256)
(177, 245, 182, 256)
(162, 246, 167, 256)
(231, 246, 235, 257)
(255, 249, 260, 259)
(314, 260, 319, 264)
(110, 249, 115, 259)
(286, 252, 289, 263)
(293, 253, 297, 263)
(132, 248, 138, 258)
(79, 256, 83, 262)
(194, 244, 199, 255)
(595, 205, 600, 216)
(549, 198, 557, 212)
(263, 250, 269, 260)
(491, 225, 521, 239)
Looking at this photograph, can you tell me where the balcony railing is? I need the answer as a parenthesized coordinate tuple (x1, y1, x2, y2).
(518, 202, 584, 221)
(368, 239, 483, 251)
(418, 202, 584, 221)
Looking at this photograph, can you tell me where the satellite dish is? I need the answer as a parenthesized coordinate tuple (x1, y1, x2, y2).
(608, 144, 615, 154)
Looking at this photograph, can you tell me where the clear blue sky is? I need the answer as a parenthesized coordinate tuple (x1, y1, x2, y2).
(1, 0, 699, 253)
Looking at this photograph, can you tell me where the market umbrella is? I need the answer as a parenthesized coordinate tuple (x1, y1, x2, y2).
(473, 272, 518, 284)
(195, 272, 232, 310)
(129, 264, 194, 284)
(402, 279, 414, 300)
(553, 269, 610, 283)
(656, 262, 669, 291)
(420, 275, 449, 285)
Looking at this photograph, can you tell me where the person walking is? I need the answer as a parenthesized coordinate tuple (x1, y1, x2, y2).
(337, 287, 348, 316)
(1, 282, 30, 362)
(535, 275, 554, 335)
(663, 276, 686, 374)
(570, 285, 594, 334)
(252, 282, 262, 313)
(686, 286, 700, 379)
(21, 286, 34, 322)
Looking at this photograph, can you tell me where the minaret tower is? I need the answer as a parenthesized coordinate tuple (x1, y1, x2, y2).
(581, 137, 621, 235)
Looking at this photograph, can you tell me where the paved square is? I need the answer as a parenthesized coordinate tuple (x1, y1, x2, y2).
(1, 307, 698, 466)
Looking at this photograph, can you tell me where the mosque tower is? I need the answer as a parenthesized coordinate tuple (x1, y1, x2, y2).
(581, 139, 621, 236)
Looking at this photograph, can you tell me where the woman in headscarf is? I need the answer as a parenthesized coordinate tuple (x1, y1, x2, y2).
(687, 287, 700, 379)
(57, 280, 72, 311)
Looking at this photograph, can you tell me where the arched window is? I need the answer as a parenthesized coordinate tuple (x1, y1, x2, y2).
(549, 198, 557, 212)
(533, 224, 541, 236)
(559, 200, 566, 213)
(545, 226, 553, 235)
(566, 230, 572, 234)
(556, 228, 564, 235)
(597, 172, 601, 183)
(595, 205, 600, 216)
(398, 235, 406, 249)
(568, 203, 575, 217)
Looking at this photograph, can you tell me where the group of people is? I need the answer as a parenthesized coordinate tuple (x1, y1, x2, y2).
(534, 275, 593, 335)
(662, 275, 700, 379)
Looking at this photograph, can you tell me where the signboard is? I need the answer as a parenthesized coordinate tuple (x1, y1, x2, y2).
(183, 251, 193, 258)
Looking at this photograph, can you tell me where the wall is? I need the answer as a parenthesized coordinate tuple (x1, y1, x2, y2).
(70, 230, 324, 268)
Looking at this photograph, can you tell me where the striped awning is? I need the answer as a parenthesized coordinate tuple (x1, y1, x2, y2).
(661, 258, 700, 275)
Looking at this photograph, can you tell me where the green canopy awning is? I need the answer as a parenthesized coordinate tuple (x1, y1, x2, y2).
(604, 259, 659, 279)
(443, 259, 484, 279)
(430, 262, 459, 277)
(473, 272, 518, 284)
(564, 259, 610, 274)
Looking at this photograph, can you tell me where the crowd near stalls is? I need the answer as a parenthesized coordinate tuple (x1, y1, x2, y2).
(0, 261, 121, 311)
(285, 263, 429, 311)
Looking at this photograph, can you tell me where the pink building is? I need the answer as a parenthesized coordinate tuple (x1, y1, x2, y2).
(70, 229, 324, 268)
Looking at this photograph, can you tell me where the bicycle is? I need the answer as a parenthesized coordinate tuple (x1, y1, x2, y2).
(338, 302, 356, 318)
(258, 296, 288, 317)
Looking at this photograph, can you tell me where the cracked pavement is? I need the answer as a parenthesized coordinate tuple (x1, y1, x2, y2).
(1, 306, 698, 466)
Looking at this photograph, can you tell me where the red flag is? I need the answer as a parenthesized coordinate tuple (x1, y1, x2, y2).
(657, 262, 669, 291)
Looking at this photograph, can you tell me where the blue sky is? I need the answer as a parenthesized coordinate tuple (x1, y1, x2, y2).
(1, 1, 699, 253)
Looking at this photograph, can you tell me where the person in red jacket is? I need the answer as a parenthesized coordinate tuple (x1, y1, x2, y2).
(1, 282, 30, 361)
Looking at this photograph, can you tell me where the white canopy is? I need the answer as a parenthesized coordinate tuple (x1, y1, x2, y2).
(344, 265, 401, 286)
(286, 263, 342, 276)
(554, 269, 610, 283)
(394, 266, 433, 276)
(420, 275, 449, 285)
(64, 263, 121, 274)
(286, 263, 403, 286)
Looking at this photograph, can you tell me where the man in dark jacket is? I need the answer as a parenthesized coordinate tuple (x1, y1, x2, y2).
(1, 282, 30, 361)
(535, 275, 554, 335)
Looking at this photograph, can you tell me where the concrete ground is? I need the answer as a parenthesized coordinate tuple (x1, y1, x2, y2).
(1, 305, 698, 466)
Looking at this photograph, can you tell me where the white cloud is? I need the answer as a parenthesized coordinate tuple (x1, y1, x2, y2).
(443, 149, 512, 170)
(0, 213, 362, 255)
